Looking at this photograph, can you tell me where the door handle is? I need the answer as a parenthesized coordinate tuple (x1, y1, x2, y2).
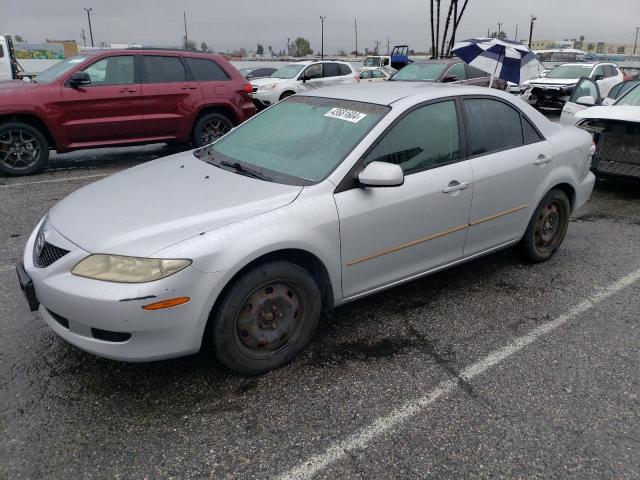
(534, 154, 553, 165)
(119, 88, 136, 93)
(181, 85, 198, 90)
(442, 181, 469, 193)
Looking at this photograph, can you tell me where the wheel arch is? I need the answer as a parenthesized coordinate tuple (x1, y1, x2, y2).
(279, 90, 296, 101)
(548, 182, 576, 211)
(194, 104, 238, 126)
(0, 113, 56, 149)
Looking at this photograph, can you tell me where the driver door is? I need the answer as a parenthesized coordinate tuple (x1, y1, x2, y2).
(560, 78, 600, 125)
(334, 100, 473, 298)
(298, 64, 324, 91)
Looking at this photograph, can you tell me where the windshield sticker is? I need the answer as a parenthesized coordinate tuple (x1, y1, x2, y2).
(325, 108, 367, 123)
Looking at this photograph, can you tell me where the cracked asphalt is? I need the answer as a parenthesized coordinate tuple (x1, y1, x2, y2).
(1, 145, 639, 479)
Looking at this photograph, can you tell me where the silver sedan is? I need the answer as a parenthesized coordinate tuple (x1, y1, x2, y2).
(18, 83, 595, 375)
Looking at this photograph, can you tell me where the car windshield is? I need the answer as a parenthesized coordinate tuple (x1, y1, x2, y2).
(35, 55, 91, 83)
(206, 96, 389, 185)
(270, 64, 305, 79)
(390, 63, 447, 81)
(364, 57, 382, 67)
(615, 84, 640, 106)
(545, 65, 592, 79)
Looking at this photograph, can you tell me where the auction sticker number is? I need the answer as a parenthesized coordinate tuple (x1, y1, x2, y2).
(325, 108, 367, 123)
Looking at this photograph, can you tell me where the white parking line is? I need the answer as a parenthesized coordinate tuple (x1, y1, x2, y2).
(0, 173, 108, 188)
(276, 267, 640, 480)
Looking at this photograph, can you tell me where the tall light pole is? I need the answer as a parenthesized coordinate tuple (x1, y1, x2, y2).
(354, 18, 358, 57)
(320, 16, 326, 59)
(497, 22, 502, 37)
(183, 11, 189, 49)
(528, 15, 537, 49)
(84, 7, 94, 47)
(634, 26, 639, 55)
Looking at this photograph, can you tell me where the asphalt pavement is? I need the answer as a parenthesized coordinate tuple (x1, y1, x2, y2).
(1, 145, 639, 479)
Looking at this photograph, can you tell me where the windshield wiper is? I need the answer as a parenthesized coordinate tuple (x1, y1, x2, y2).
(219, 159, 271, 181)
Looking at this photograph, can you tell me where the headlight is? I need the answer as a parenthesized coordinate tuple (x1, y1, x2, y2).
(259, 83, 279, 91)
(72, 254, 191, 283)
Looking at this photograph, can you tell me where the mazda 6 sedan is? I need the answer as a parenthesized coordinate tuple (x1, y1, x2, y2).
(18, 83, 595, 375)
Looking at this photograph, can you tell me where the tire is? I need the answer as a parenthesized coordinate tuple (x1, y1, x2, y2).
(0, 122, 49, 176)
(516, 189, 571, 263)
(279, 91, 295, 101)
(211, 261, 322, 375)
(192, 113, 234, 147)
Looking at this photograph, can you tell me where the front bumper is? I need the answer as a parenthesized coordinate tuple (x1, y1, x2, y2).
(21, 221, 227, 362)
(250, 89, 281, 109)
(525, 85, 573, 109)
(575, 171, 596, 211)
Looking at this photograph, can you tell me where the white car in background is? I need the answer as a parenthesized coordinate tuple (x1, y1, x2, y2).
(357, 69, 391, 82)
(250, 60, 357, 109)
(521, 62, 624, 110)
(560, 78, 640, 125)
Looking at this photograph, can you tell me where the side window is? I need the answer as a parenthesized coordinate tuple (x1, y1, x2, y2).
(607, 82, 623, 99)
(82, 55, 134, 85)
(184, 57, 229, 81)
(142, 56, 186, 83)
(522, 117, 543, 144)
(364, 101, 460, 175)
(359, 70, 371, 79)
(0, 45, 4, 58)
(592, 65, 605, 79)
(372, 70, 385, 79)
(322, 63, 341, 77)
(465, 65, 488, 79)
(302, 64, 322, 80)
(339, 64, 352, 75)
(463, 98, 524, 156)
(446, 63, 465, 80)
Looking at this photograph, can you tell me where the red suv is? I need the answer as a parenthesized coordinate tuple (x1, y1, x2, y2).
(0, 49, 255, 175)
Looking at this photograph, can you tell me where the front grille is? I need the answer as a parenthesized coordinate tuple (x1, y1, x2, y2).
(34, 241, 69, 268)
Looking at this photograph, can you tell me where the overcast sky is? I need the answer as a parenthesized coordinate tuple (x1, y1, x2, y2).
(2, 0, 638, 53)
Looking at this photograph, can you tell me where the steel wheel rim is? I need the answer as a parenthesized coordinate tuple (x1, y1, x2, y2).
(201, 119, 230, 144)
(234, 281, 305, 359)
(534, 201, 563, 252)
(0, 129, 41, 171)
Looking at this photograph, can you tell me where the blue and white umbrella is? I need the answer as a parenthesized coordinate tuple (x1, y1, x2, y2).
(452, 37, 542, 87)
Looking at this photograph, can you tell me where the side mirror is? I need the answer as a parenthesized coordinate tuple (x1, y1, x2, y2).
(594, 74, 605, 81)
(358, 161, 404, 187)
(69, 72, 91, 88)
(442, 75, 458, 83)
(576, 95, 596, 106)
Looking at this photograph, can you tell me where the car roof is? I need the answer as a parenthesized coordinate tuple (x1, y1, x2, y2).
(301, 82, 508, 106)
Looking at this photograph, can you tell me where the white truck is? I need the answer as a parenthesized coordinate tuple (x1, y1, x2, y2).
(0, 35, 62, 81)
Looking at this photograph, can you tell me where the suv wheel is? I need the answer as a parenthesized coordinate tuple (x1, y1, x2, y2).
(516, 189, 571, 263)
(211, 261, 322, 375)
(192, 113, 234, 147)
(0, 122, 49, 176)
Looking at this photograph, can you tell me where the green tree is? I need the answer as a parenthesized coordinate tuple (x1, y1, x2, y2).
(256, 44, 264, 55)
(292, 37, 312, 57)
(200, 42, 210, 53)
(183, 37, 197, 50)
(268, 45, 273, 56)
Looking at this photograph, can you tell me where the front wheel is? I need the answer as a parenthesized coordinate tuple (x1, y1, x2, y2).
(0, 122, 50, 176)
(192, 113, 234, 147)
(211, 261, 322, 375)
(516, 189, 571, 263)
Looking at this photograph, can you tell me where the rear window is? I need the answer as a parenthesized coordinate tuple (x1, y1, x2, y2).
(339, 64, 352, 75)
(185, 57, 230, 81)
(390, 63, 447, 82)
(142, 56, 186, 83)
(322, 63, 341, 77)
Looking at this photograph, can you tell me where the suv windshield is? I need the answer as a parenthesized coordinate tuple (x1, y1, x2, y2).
(616, 84, 640, 106)
(206, 96, 389, 185)
(390, 63, 447, 81)
(364, 57, 383, 67)
(270, 64, 305, 79)
(35, 55, 90, 83)
(545, 64, 593, 79)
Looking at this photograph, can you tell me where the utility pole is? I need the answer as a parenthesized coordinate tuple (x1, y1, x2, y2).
(354, 18, 358, 57)
(497, 22, 503, 37)
(84, 8, 94, 47)
(287, 37, 290, 57)
(634, 26, 639, 55)
(80, 28, 87, 47)
(528, 15, 537, 49)
(387, 36, 390, 55)
(515, 24, 518, 42)
(320, 16, 326, 59)
(183, 11, 189, 49)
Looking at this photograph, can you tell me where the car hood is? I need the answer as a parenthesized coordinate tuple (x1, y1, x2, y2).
(250, 77, 291, 87)
(0, 79, 40, 92)
(575, 105, 640, 123)
(529, 78, 580, 87)
(48, 152, 303, 256)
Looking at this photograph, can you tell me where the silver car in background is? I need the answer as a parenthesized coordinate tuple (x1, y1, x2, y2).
(18, 83, 595, 375)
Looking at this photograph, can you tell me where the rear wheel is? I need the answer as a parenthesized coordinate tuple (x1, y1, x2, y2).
(0, 122, 49, 176)
(516, 189, 571, 263)
(192, 113, 234, 147)
(279, 91, 295, 101)
(211, 261, 322, 375)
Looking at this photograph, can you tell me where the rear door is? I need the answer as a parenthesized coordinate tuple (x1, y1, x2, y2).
(462, 97, 554, 257)
(58, 54, 144, 145)
(560, 78, 601, 125)
(184, 56, 233, 105)
(140, 54, 203, 140)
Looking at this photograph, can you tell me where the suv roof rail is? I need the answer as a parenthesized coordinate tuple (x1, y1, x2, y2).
(126, 46, 201, 52)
